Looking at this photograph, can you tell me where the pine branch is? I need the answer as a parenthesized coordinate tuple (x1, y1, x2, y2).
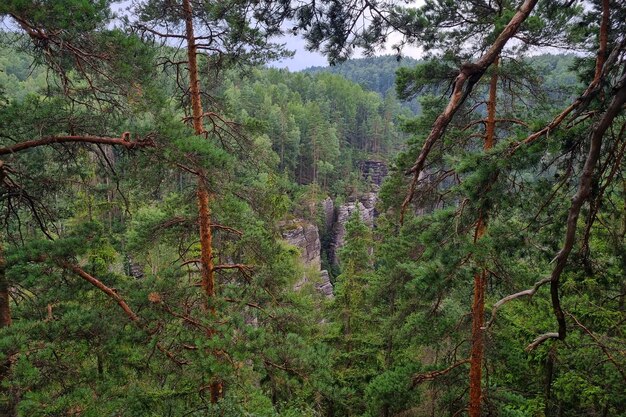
(400, 0, 539, 222)
(412, 359, 470, 387)
(0, 134, 154, 156)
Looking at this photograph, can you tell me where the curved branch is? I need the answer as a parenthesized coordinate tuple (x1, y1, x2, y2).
(412, 358, 470, 387)
(509, 5, 619, 153)
(538, 71, 626, 346)
(400, 0, 539, 222)
(0, 134, 155, 156)
(526, 332, 560, 352)
(59, 261, 139, 322)
(486, 277, 551, 329)
(57, 260, 187, 366)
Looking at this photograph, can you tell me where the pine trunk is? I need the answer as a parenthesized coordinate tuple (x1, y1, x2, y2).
(468, 56, 499, 417)
(183, 0, 222, 402)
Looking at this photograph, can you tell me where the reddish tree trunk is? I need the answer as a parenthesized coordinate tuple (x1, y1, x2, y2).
(182, 0, 222, 402)
(468, 56, 499, 417)
(400, 0, 538, 222)
(468, 241, 487, 417)
(0, 285, 10, 329)
(183, 0, 204, 136)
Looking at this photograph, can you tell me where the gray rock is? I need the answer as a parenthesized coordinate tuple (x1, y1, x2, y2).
(280, 220, 321, 270)
(280, 219, 335, 297)
(321, 196, 335, 235)
(359, 192, 378, 220)
(330, 199, 373, 266)
(125, 255, 145, 279)
(317, 270, 334, 297)
(359, 160, 388, 186)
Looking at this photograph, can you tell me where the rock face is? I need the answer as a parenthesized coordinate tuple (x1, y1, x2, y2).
(317, 270, 333, 297)
(329, 160, 387, 266)
(125, 255, 145, 279)
(279, 160, 388, 295)
(281, 220, 321, 270)
(280, 220, 333, 297)
(328, 201, 374, 265)
(321, 197, 335, 235)
(359, 160, 388, 186)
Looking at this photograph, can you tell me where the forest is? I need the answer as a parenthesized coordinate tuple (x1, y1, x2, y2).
(0, 1, 625, 416)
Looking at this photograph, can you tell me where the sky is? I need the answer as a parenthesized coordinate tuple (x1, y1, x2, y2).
(0, 1, 426, 73)
(268, 33, 425, 72)
(270, 34, 328, 71)
(268, 1, 426, 71)
(269, 28, 425, 72)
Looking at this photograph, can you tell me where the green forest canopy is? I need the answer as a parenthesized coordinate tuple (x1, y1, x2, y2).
(0, 1, 625, 416)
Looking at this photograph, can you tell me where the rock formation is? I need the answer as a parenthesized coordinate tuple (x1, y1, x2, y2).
(329, 160, 388, 266)
(280, 220, 321, 270)
(321, 196, 334, 235)
(329, 198, 372, 266)
(358, 160, 388, 186)
(317, 270, 333, 297)
(279, 159, 388, 294)
(280, 219, 333, 297)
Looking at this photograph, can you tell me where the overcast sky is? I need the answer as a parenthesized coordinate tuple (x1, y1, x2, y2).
(1, 1, 425, 72)
(269, 30, 425, 72)
(269, 34, 328, 71)
(268, 1, 426, 71)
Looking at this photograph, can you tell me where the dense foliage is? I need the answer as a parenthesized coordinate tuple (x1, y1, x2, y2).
(1, 1, 625, 416)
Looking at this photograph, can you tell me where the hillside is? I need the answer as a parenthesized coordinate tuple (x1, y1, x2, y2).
(303, 54, 579, 114)
(1, 2, 625, 415)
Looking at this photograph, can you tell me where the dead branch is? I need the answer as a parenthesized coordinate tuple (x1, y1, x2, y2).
(224, 297, 274, 318)
(212, 264, 253, 272)
(568, 312, 626, 383)
(526, 332, 560, 351)
(412, 358, 470, 387)
(486, 277, 551, 329)
(209, 224, 243, 236)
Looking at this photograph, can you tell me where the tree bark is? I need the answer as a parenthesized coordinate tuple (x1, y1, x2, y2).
(593, 0, 610, 86)
(468, 56, 499, 417)
(547, 72, 626, 343)
(60, 261, 140, 322)
(183, 0, 204, 136)
(182, 0, 222, 402)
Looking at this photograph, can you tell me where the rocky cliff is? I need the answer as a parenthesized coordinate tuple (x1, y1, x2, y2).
(329, 159, 387, 266)
(280, 219, 333, 297)
(280, 220, 322, 270)
(280, 159, 389, 295)
(358, 160, 388, 186)
(328, 193, 377, 266)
